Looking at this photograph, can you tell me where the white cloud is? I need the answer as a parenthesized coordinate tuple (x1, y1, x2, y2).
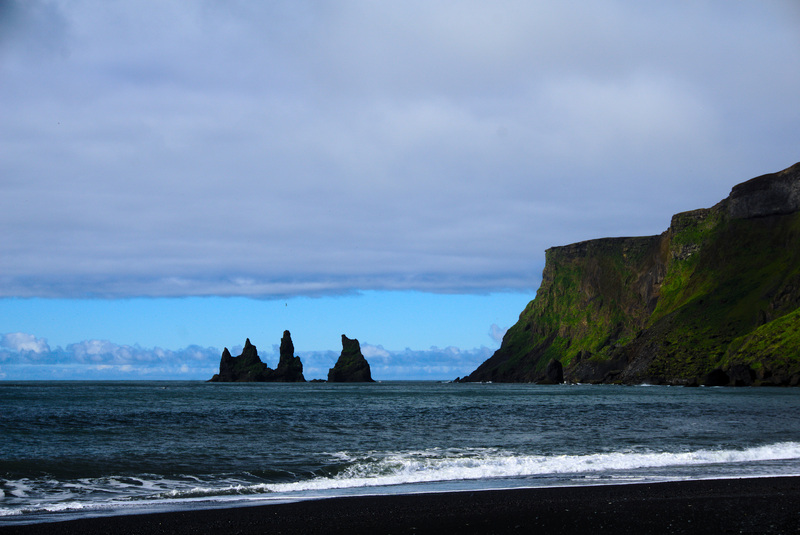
(0, 332, 221, 379)
(489, 324, 507, 344)
(361, 344, 392, 359)
(1, 332, 50, 353)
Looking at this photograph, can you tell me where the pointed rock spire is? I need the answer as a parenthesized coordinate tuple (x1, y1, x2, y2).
(327, 334, 374, 382)
(208, 333, 305, 382)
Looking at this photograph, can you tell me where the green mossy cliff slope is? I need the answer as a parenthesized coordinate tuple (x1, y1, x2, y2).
(462, 162, 800, 386)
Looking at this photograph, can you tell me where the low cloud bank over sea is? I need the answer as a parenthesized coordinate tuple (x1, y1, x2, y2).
(0, 332, 492, 381)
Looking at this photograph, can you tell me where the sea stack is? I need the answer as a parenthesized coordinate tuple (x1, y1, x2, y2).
(208, 332, 305, 382)
(271, 330, 306, 382)
(209, 338, 270, 382)
(327, 335, 375, 382)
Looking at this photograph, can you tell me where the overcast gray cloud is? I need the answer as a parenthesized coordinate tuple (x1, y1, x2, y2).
(2, 1, 798, 298)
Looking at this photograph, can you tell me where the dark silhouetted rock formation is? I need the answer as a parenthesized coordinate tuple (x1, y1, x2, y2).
(271, 330, 306, 382)
(328, 335, 374, 382)
(210, 339, 268, 382)
(209, 332, 305, 382)
(461, 162, 800, 386)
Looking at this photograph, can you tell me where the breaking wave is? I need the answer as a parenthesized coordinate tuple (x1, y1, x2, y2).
(263, 441, 800, 493)
(5, 441, 800, 521)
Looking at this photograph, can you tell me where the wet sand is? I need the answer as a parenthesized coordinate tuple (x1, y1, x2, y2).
(2, 476, 799, 534)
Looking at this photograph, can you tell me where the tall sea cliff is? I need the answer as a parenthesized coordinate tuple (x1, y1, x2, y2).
(462, 162, 800, 386)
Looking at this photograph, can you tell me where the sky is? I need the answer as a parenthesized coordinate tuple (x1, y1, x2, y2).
(1, 1, 799, 380)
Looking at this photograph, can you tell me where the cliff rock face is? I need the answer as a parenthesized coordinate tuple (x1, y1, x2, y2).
(328, 335, 375, 382)
(462, 162, 800, 386)
(209, 332, 305, 382)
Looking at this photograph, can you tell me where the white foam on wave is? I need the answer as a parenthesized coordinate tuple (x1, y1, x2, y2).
(262, 441, 800, 494)
(0, 509, 22, 518)
(3, 442, 800, 520)
(6, 479, 34, 498)
(0, 499, 96, 517)
(0, 473, 276, 519)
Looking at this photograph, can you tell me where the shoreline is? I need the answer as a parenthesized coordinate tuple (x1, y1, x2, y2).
(2, 476, 799, 534)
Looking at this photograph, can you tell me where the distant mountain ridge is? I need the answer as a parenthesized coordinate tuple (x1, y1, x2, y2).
(461, 162, 800, 386)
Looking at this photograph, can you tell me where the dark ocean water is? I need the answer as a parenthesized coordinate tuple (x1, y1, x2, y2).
(2, 381, 800, 525)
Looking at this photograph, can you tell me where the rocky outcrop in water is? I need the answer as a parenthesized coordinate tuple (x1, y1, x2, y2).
(208, 331, 305, 382)
(271, 330, 306, 382)
(210, 339, 266, 382)
(461, 162, 800, 386)
(328, 335, 374, 382)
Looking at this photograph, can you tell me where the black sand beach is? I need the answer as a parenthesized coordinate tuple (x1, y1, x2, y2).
(2, 477, 799, 534)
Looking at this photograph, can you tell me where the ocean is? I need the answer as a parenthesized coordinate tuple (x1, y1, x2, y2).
(2, 381, 800, 526)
